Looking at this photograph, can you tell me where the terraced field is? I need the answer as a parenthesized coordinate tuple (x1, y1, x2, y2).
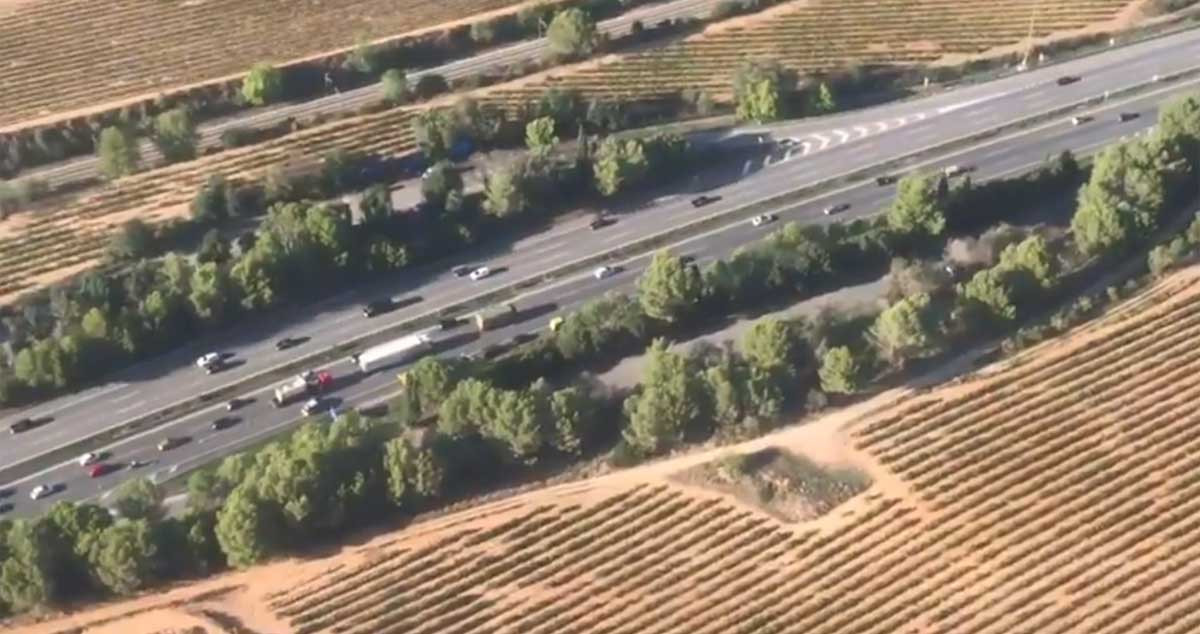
(491, 0, 1135, 102)
(0, 0, 533, 129)
(20, 267, 1200, 634)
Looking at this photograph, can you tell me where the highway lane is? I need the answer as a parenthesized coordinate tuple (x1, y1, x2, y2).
(20, 0, 718, 190)
(0, 80, 1177, 517)
(4, 30, 1200, 482)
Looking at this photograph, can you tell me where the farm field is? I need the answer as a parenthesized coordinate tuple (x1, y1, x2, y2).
(18, 265, 1200, 634)
(492, 0, 1137, 102)
(0, 0, 534, 130)
(0, 0, 1143, 303)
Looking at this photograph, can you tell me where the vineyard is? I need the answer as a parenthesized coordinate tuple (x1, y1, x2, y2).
(0, 0, 532, 130)
(490, 0, 1136, 102)
(18, 266, 1200, 633)
(0, 0, 1142, 302)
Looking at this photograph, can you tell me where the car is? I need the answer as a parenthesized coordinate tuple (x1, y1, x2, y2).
(823, 203, 851, 216)
(1118, 112, 1140, 122)
(451, 265, 472, 278)
(875, 175, 898, 186)
(0, 503, 12, 514)
(1070, 115, 1092, 126)
(275, 337, 301, 351)
(438, 317, 462, 331)
(88, 463, 115, 478)
(29, 485, 52, 500)
(128, 459, 150, 469)
(0, 488, 14, 500)
(211, 417, 238, 431)
(943, 165, 973, 177)
(195, 352, 221, 371)
(363, 299, 395, 318)
(594, 265, 617, 280)
(469, 266, 491, 281)
(751, 214, 777, 227)
(8, 418, 34, 434)
(1056, 75, 1081, 86)
(157, 437, 187, 452)
(78, 452, 100, 467)
(510, 333, 538, 346)
(225, 398, 244, 411)
(691, 195, 720, 208)
(589, 215, 615, 231)
(300, 398, 323, 417)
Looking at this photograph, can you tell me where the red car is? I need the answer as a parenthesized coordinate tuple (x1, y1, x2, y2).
(88, 463, 115, 478)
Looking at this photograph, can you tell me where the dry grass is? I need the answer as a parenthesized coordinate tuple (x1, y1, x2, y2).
(17, 265, 1200, 634)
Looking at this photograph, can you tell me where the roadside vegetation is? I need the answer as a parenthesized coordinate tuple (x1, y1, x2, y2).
(1, 92, 1197, 618)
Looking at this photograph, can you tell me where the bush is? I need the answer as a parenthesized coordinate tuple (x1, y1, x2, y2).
(242, 63, 284, 106)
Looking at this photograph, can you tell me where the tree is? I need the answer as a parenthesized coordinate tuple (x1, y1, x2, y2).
(740, 318, 805, 375)
(381, 68, 411, 105)
(215, 486, 278, 569)
(97, 126, 140, 179)
(413, 109, 458, 161)
(189, 262, 232, 325)
(1071, 140, 1167, 256)
(549, 386, 597, 455)
(152, 107, 198, 163)
(242, 63, 283, 106)
(421, 160, 463, 210)
(197, 228, 230, 264)
(437, 378, 495, 438)
(88, 520, 158, 595)
(638, 250, 703, 323)
(483, 162, 529, 218)
(959, 268, 1017, 324)
(546, 8, 598, 59)
(592, 136, 648, 196)
(393, 357, 465, 424)
(383, 438, 445, 506)
(623, 339, 706, 454)
(870, 292, 933, 367)
(886, 173, 946, 239)
(997, 234, 1057, 288)
(810, 81, 837, 114)
(485, 390, 547, 463)
(702, 349, 749, 429)
(1157, 93, 1200, 168)
(108, 219, 156, 262)
(0, 519, 60, 610)
(732, 61, 784, 123)
(818, 346, 863, 394)
(191, 175, 230, 223)
(525, 116, 558, 156)
(1148, 236, 1190, 278)
(112, 478, 165, 522)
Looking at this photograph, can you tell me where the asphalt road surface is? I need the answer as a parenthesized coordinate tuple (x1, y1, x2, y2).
(1, 73, 1189, 517)
(20, 0, 718, 190)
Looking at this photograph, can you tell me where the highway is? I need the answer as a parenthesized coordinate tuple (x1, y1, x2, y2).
(0, 67, 1188, 517)
(20, 0, 718, 190)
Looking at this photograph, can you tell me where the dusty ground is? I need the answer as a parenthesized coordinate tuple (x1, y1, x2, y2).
(22, 266, 1200, 634)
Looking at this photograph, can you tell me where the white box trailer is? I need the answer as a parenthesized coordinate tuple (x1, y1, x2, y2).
(352, 332, 434, 373)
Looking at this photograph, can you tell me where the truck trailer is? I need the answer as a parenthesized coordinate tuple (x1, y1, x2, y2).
(352, 332, 434, 373)
(273, 370, 333, 407)
(473, 303, 518, 332)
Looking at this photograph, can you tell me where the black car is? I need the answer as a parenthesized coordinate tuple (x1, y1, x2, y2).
(0, 488, 14, 500)
(1117, 112, 1140, 122)
(451, 265, 472, 278)
(590, 216, 615, 230)
(875, 175, 898, 186)
(363, 299, 395, 318)
(211, 417, 238, 431)
(691, 195, 720, 208)
(8, 418, 34, 434)
(275, 337, 300, 351)
(438, 317, 462, 330)
(1056, 75, 1081, 86)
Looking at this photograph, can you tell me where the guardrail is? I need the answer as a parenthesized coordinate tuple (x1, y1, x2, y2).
(3, 63, 1199, 486)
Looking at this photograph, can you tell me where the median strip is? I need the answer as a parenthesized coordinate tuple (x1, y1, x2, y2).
(2, 64, 1197, 486)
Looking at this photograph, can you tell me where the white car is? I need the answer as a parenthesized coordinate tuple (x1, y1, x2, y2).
(195, 352, 220, 370)
(78, 452, 100, 467)
(594, 266, 617, 280)
(469, 266, 491, 281)
(301, 398, 322, 417)
(751, 214, 777, 227)
(29, 484, 51, 500)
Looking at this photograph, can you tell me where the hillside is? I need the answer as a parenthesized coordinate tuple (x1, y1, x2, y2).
(17, 264, 1200, 634)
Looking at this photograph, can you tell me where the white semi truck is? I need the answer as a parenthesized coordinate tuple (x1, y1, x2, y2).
(351, 332, 434, 373)
(273, 370, 334, 407)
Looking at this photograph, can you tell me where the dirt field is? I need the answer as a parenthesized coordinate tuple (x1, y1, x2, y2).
(15, 265, 1200, 634)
